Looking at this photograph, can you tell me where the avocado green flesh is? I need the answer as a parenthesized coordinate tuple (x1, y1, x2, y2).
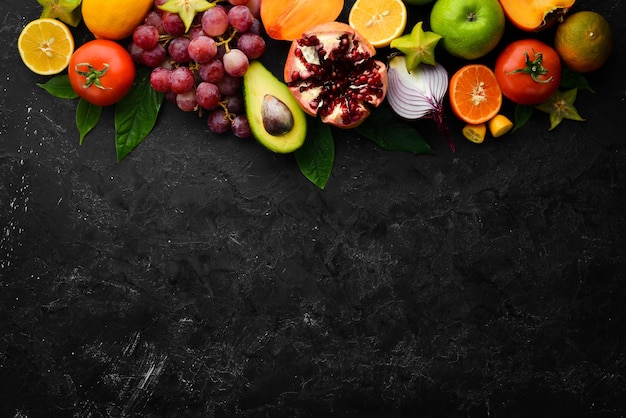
(243, 61, 307, 154)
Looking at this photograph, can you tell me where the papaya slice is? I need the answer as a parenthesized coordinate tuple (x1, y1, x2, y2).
(261, 0, 344, 41)
(498, 0, 575, 32)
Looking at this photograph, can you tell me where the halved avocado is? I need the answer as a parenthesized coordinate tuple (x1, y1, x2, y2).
(243, 61, 307, 153)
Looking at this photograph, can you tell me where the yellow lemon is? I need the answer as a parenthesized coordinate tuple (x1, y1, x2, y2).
(349, 0, 407, 48)
(18, 18, 74, 75)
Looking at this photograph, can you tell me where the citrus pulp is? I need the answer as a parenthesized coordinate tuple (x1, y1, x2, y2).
(349, 0, 407, 48)
(449, 64, 502, 124)
(17, 18, 74, 75)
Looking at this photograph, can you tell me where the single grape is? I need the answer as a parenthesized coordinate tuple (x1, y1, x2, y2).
(165, 90, 177, 104)
(162, 11, 186, 36)
(223, 48, 249, 78)
(133, 24, 160, 50)
(128, 42, 144, 64)
(176, 90, 198, 112)
(196, 82, 221, 110)
(236, 33, 265, 59)
(188, 35, 217, 64)
(198, 58, 225, 83)
(228, 5, 254, 33)
(188, 26, 206, 40)
(216, 74, 242, 96)
(215, 43, 226, 60)
(201, 6, 229, 37)
(247, 0, 261, 18)
(169, 66, 195, 94)
(168, 37, 191, 63)
(225, 94, 244, 114)
(231, 114, 252, 138)
(207, 109, 232, 134)
(141, 43, 167, 67)
(150, 67, 172, 93)
(144, 11, 165, 34)
(154, 0, 167, 6)
(248, 18, 262, 35)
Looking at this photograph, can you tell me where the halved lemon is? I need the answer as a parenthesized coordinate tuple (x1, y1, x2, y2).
(348, 0, 407, 48)
(18, 18, 75, 75)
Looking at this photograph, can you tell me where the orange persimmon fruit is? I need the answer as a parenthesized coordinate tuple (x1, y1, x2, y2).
(497, 0, 575, 32)
(261, 0, 344, 41)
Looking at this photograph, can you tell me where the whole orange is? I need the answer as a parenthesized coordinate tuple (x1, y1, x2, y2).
(82, 0, 153, 40)
(554, 11, 613, 73)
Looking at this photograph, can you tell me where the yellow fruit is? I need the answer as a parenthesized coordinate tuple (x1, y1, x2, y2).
(82, 0, 153, 40)
(17, 18, 74, 75)
(462, 123, 487, 143)
(554, 11, 613, 73)
(348, 0, 407, 48)
(488, 114, 513, 137)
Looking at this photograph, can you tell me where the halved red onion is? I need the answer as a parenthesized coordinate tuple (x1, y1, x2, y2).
(387, 55, 454, 152)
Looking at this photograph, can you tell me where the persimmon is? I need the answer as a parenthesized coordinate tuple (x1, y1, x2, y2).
(497, 0, 575, 32)
(260, 0, 344, 41)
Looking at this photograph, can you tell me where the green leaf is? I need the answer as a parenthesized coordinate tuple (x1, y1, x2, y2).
(560, 68, 595, 93)
(114, 68, 164, 162)
(356, 106, 433, 155)
(512, 104, 534, 133)
(76, 99, 102, 145)
(37, 75, 79, 99)
(295, 118, 335, 189)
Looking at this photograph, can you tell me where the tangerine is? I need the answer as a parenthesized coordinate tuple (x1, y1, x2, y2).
(449, 64, 502, 125)
(554, 11, 613, 73)
(82, 0, 153, 40)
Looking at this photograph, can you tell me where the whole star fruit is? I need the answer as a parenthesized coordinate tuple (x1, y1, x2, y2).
(535, 88, 585, 131)
(390, 21, 442, 70)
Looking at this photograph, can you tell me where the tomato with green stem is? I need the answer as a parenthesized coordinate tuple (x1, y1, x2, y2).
(494, 39, 561, 105)
(68, 39, 136, 107)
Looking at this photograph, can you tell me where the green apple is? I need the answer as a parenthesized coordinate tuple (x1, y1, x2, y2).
(430, 0, 505, 60)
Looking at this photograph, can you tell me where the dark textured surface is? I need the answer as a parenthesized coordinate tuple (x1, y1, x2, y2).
(1, 1, 626, 417)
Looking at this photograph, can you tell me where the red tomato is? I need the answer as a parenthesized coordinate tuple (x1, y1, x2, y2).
(494, 39, 561, 105)
(68, 39, 136, 106)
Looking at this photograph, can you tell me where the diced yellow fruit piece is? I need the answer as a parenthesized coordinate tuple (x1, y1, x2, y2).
(488, 114, 514, 138)
(462, 123, 486, 143)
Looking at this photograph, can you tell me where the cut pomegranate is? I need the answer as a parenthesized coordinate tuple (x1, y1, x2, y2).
(284, 22, 388, 129)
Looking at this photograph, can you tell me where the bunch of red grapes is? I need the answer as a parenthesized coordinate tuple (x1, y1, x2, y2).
(128, 0, 265, 138)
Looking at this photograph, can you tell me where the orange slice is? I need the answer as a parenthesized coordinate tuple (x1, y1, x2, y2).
(18, 18, 74, 75)
(449, 64, 502, 125)
(348, 0, 407, 48)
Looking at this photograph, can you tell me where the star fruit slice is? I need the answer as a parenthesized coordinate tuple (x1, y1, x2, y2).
(158, 0, 214, 33)
(38, 0, 82, 27)
(390, 21, 442, 71)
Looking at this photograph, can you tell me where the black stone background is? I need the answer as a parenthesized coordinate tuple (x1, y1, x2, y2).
(1, 0, 626, 416)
